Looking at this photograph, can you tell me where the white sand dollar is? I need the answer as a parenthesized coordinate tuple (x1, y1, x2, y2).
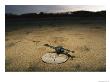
(42, 53, 68, 64)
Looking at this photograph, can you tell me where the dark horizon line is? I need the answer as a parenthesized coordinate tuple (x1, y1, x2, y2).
(5, 10, 106, 15)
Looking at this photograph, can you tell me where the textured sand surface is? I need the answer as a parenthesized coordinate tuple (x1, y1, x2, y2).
(5, 24, 106, 72)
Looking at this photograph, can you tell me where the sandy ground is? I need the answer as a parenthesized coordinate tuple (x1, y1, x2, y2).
(5, 23, 106, 72)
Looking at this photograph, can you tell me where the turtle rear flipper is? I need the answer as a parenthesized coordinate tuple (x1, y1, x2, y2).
(44, 44, 55, 49)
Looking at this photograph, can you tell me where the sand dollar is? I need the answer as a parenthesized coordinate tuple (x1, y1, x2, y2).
(42, 53, 68, 64)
